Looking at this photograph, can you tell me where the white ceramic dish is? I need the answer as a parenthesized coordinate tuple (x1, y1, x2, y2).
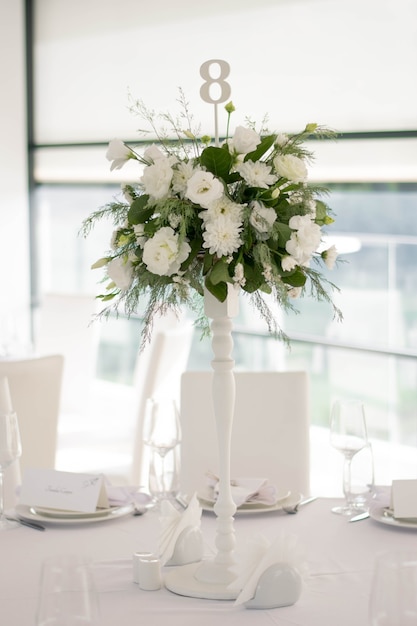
(197, 491, 300, 515)
(15, 503, 134, 525)
(369, 506, 417, 530)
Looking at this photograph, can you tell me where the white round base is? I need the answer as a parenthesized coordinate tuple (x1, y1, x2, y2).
(164, 562, 239, 600)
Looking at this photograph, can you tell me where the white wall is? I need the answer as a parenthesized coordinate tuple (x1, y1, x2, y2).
(0, 0, 31, 351)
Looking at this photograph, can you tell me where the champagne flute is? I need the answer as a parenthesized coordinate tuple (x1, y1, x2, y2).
(330, 399, 368, 515)
(143, 398, 181, 501)
(0, 411, 22, 530)
(369, 550, 417, 625)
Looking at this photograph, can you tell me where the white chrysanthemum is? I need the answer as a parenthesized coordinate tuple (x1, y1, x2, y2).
(202, 214, 243, 257)
(106, 139, 133, 171)
(185, 170, 223, 208)
(140, 157, 174, 201)
(142, 226, 191, 276)
(199, 196, 243, 224)
(236, 160, 278, 189)
(249, 201, 277, 237)
(172, 161, 196, 196)
(274, 154, 308, 183)
(107, 254, 134, 291)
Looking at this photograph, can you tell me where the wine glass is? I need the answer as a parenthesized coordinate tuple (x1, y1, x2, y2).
(369, 550, 417, 625)
(143, 397, 181, 502)
(330, 399, 368, 515)
(0, 411, 22, 530)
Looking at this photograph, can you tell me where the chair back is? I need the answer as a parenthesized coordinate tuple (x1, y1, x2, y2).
(129, 321, 194, 485)
(0, 354, 64, 473)
(179, 370, 310, 498)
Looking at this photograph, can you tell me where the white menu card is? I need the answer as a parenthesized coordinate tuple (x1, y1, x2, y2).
(391, 479, 417, 519)
(19, 469, 109, 512)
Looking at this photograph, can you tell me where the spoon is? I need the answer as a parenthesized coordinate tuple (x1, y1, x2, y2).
(282, 496, 317, 514)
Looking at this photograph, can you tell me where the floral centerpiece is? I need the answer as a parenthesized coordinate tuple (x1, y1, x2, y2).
(82, 93, 341, 344)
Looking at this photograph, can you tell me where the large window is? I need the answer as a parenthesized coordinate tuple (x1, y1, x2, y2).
(29, 0, 417, 474)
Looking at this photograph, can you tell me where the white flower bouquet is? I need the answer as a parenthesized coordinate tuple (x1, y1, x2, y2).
(82, 94, 341, 344)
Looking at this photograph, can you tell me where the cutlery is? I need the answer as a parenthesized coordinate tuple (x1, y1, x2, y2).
(349, 511, 370, 522)
(282, 496, 317, 514)
(6, 515, 45, 531)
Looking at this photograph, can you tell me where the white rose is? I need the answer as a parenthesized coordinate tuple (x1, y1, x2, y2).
(142, 226, 191, 276)
(106, 139, 133, 171)
(107, 255, 134, 291)
(229, 126, 261, 155)
(274, 154, 308, 183)
(185, 170, 223, 208)
(140, 157, 173, 201)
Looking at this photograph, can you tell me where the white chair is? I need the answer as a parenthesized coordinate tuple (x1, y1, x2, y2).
(179, 370, 310, 498)
(0, 355, 64, 473)
(129, 319, 195, 487)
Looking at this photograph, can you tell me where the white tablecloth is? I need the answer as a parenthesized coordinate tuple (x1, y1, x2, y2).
(1, 497, 415, 625)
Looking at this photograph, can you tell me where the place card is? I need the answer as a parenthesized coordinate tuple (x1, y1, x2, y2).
(19, 469, 109, 513)
(391, 479, 417, 519)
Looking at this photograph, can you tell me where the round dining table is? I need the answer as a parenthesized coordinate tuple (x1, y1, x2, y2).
(1, 496, 415, 625)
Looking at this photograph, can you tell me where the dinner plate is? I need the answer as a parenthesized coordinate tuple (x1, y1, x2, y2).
(369, 505, 417, 530)
(15, 503, 134, 525)
(197, 490, 300, 515)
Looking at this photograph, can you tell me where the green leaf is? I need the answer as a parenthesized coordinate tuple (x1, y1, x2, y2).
(205, 275, 228, 302)
(245, 134, 276, 163)
(128, 195, 153, 224)
(275, 222, 292, 248)
(209, 259, 232, 285)
(200, 147, 233, 182)
(282, 269, 307, 287)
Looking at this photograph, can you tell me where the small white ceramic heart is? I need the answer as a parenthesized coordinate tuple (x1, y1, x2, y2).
(244, 562, 302, 609)
(166, 526, 204, 566)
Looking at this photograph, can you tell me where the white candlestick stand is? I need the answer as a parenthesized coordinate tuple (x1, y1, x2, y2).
(164, 286, 239, 599)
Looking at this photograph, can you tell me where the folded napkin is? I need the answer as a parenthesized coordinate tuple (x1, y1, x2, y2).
(104, 481, 153, 509)
(230, 532, 307, 606)
(206, 472, 278, 507)
(158, 493, 203, 566)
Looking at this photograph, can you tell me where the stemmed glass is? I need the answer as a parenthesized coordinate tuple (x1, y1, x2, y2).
(0, 411, 22, 529)
(330, 399, 368, 515)
(143, 398, 181, 502)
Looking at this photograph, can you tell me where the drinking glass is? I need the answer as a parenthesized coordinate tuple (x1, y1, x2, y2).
(143, 397, 181, 501)
(369, 550, 417, 625)
(330, 399, 368, 515)
(0, 410, 22, 530)
(36, 555, 100, 626)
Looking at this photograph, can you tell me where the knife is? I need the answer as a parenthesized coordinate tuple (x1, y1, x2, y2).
(349, 511, 370, 522)
(6, 515, 46, 531)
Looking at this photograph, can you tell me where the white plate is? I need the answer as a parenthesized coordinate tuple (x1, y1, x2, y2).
(369, 506, 417, 530)
(15, 503, 134, 525)
(197, 491, 301, 515)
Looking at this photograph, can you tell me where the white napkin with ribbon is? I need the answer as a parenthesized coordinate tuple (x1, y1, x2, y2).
(158, 493, 202, 565)
(104, 480, 153, 508)
(206, 472, 278, 507)
(230, 532, 307, 606)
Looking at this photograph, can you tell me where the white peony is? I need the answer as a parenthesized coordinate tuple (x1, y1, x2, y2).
(249, 201, 277, 237)
(185, 170, 223, 208)
(236, 160, 278, 189)
(229, 126, 261, 154)
(107, 255, 134, 291)
(142, 226, 191, 276)
(106, 139, 133, 171)
(274, 154, 308, 183)
(140, 157, 174, 201)
(202, 214, 243, 257)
